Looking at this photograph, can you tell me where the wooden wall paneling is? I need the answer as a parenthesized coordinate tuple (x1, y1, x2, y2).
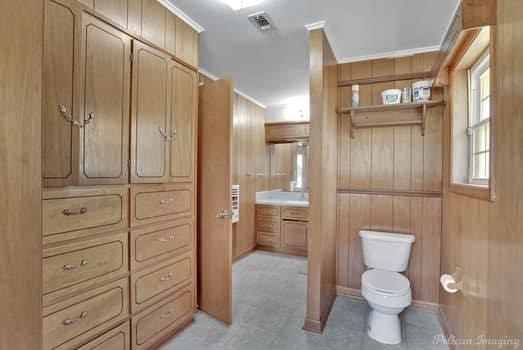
(423, 104, 443, 193)
(420, 197, 441, 303)
(370, 195, 393, 231)
(0, 1, 43, 348)
(80, 13, 131, 185)
(141, 0, 167, 50)
(370, 59, 394, 105)
(411, 122, 425, 191)
(347, 194, 370, 290)
(43, 0, 82, 187)
(349, 129, 371, 189)
(336, 194, 350, 287)
(393, 127, 412, 191)
(371, 128, 394, 190)
(408, 197, 423, 301)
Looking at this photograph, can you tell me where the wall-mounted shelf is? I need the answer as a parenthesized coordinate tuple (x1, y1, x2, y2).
(337, 71, 433, 87)
(337, 100, 445, 138)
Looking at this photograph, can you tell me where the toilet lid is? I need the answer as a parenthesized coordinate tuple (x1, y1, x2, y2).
(362, 270, 410, 295)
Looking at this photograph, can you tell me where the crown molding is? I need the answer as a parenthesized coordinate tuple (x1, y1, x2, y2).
(157, 0, 205, 33)
(198, 69, 266, 109)
(337, 45, 441, 64)
(439, 0, 462, 47)
(305, 20, 326, 31)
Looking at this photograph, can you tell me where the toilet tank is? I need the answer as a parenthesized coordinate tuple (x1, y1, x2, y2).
(359, 230, 415, 272)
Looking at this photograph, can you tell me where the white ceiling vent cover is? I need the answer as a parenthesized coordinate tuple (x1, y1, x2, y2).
(248, 12, 273, 31)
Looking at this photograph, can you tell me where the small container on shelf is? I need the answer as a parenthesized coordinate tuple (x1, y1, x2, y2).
(412, 80, 433, 101)
(352, 84, 360, 108)
(402, 87, 411, 103)
(381, 89, 402, 105)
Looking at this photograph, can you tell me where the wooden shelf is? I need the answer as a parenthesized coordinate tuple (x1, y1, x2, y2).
(337, 71, 433, 87)
(337, 100, 445, 138)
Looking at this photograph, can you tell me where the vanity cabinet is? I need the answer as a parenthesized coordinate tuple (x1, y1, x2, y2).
(256, 204, 308, 256)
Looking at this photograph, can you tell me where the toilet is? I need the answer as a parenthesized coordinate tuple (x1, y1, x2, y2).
(359, 230, 416, 345)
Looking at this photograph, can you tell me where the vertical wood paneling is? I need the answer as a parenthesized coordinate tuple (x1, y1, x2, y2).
(347, 194, 370, 290)
(370, 195, 393, 231)
(350, 129, 371, 189)
(409, 197, 423, 300)
(336, 195, 350, 287)
(421, 197, 441, 303)
(393, 127, 412, 190)
(371, 129, 394, 189)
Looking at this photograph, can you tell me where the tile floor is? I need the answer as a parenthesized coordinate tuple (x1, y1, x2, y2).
(164, 251, 448, 350)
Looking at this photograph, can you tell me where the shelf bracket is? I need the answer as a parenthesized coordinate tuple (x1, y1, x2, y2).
(349, 110, 355, 139)
(421, 103, 427, 136)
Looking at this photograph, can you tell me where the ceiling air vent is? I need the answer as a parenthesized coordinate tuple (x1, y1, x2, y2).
(248, 12, 273, 31)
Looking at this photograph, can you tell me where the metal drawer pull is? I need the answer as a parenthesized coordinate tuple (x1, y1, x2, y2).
(159, 272, 174, 282)
(159, 235, 174, 243)
(62, 311, 88, 326)
(62, 208, 88, 216)
(159, 127, 176, 142)
(160, 311, 172, 319)
(84, 112, 95, 125)
(63, 259, 88, 271)
(59, 104, 83, 128)
(159, 198, 173, 205)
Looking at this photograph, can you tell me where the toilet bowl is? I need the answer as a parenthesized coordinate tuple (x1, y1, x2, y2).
(359, 230, 415, 345)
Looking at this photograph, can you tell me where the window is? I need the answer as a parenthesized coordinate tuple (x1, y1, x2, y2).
(468, 54, 490, 185)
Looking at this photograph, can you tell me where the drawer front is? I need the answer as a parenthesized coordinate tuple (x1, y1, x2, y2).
(131, 218, 193, 270)
(257, 232, 280, 247)
(132, 253, 192, 312)
(282, 221, 308, 250)
(43, 233, 128, 306)
(43, 186, 128, 244)
(43, 278, 129, 350)
(256, 219, 280, 233)
(256, 205, 280, 218)
(131, 184, 193, 227)
(133, 286, 193, 350)
(77, 321, 130, 350)
(282, 206, 309, 221)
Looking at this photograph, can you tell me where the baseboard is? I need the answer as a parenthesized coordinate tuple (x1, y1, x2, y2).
(437, 306, 456, 350)
(303, 318, 322, 333)
(232, 247, 256, 263)
(303, 290, 337, 334)
(336, 285, 439, 311)
(255, 245, 307, 257)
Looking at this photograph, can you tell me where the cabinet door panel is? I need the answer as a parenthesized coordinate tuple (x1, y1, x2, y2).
(93, 0, 129, 29)
(82, 15, 131, 184)
(43, 0, 81, 186)
(170, 64, 196, 182)
(141, 0, 166, 49)
(132, 42, 169, 182)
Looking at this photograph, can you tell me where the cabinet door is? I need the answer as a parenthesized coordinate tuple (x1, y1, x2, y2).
(81, 14, 131, 185)
(281, 221, 308, 251)
(141, 0, 166, 49)
(43, 0, 82, 187)
(169, 63, 196, 182)
(93, 0, 129, 29)
(175, 17, 199, 67)
(131, 41, 170, 183)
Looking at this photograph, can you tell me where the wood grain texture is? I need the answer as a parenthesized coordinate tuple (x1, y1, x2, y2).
(0, 1, 43, 349)
(305, 28, 338, 333)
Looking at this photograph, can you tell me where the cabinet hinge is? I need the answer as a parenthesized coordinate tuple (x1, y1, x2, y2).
(129, 53, 133, 63)
(127, 159, 131, 168)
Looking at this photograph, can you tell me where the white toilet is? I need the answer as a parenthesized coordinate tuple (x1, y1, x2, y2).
(359, 230, 416, 345)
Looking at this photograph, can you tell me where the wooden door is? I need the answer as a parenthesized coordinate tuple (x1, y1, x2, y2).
(169, 63, 196, 183)
(198, 78, 234, 324)
(43, 0, 82, 187)
(81, 14, 131, 185)
(131, 41, 170, 183)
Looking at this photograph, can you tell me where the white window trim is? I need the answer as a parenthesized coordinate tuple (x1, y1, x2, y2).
(468, 52, 490, 186)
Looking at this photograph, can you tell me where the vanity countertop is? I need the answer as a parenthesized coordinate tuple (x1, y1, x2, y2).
(255, 191, 309, 208)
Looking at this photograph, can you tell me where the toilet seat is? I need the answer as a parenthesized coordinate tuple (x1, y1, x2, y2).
(362, 269, 410, 296)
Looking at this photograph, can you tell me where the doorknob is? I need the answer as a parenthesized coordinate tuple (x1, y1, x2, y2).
(216, 210, 231, 219)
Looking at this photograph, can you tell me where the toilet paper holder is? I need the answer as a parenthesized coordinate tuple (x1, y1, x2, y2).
(440, 267, 463, 293)
(448, 268, 463, 291)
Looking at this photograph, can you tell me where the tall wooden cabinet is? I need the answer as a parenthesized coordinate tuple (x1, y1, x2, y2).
(41, 0, 199, 349)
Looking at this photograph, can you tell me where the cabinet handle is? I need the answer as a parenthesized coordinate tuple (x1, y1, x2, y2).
(63, 259, 88, 271)
(59, 104, 83, 128)
(62, 208, 88, 216)
(255, 173, 265, 176)
(159, 272, 174, 282)
(171, 128, 177, 141)
(159, 198, 173, 205)
(159, 127, 175, 142)
(62, 311, 88, 326)
(160, 311, 172, 319)
(158, 235, 174, 243)
(84, 112, 95, 125)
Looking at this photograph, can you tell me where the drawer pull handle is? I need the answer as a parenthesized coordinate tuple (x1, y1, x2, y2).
(160, 311, 172, 319)
(159, 198, 174, 205)
(62, 207, 88, 216)
(62, 311, 88, 326)
(63, 259, 88, 271)
(159, 272, 174, 282)
(159, 235, 174, 243)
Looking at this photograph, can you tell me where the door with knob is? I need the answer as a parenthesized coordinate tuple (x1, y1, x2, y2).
(131, 40, 170, 183)
(80, 13, 131, 185)
(198, 78, 234, 325)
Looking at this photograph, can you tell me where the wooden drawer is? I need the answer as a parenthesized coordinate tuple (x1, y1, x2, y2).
(256, 205, 280, 218)
(131, 184, 193, 227)
(281, 221, 308, 250)
(131, 252, 192, 313)
(43, 278, 129, 350)
(256, 219, 280, 233)
(43, 186, 128, 245)
(77, 321, 130, 350)
(282, 206, 309, 221)
(131, 218, 193, 271)
(43, 232, 128, 307)
(132, 285, 194, 350)
(257, 232, 280, 247)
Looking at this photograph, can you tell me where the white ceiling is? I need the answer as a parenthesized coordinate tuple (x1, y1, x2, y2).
(168, 0, 458, 110)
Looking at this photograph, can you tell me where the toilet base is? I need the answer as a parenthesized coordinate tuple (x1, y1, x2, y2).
(367, 309, 402, 345)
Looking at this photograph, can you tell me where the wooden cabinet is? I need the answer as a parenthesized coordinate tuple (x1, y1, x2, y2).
(281, 221, 308, 251)
(43, 3, 131, 187)
(131, 41, 197, 184)
(265, 122, 310, 142)
(175, 17, 199, 67)
(77, 321, 130, 350)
